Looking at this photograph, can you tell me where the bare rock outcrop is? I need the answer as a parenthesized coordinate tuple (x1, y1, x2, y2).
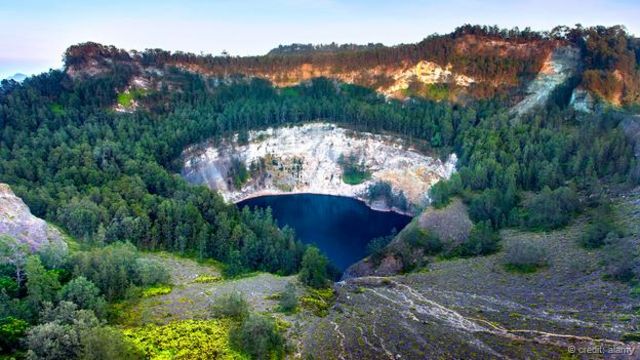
(343, 198, 472, 279)
(512, 46, 580, 116)
(0, 183, 66, 252)
(182, 123, 456, 213)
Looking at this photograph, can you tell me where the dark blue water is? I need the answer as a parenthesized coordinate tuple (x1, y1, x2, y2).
(237, 194, 412, 270)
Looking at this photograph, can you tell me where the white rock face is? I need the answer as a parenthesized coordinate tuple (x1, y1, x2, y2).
(570, 88, 596, 113)
(382, 61, 475, 96)
(0, 183, 67, 252)
(512, 46, 580, 116)
(182, 123, 456, 213)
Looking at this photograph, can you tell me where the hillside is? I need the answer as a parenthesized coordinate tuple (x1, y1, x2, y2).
(1, 23, 639, 360)
(62, 25, 640, 109)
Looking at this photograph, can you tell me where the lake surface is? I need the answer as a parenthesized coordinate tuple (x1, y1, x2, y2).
(237, 194, 412, 270)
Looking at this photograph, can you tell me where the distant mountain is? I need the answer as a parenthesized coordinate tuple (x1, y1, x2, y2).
(63, 25, 640, 108)
(4, 73, 27, 82)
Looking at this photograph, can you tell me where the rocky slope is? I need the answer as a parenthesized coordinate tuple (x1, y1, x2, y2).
(0, 183, 66, 252)
(512, 46, 580, 115)
(302, 190, 640, 359)
(181, 123, 456, 212)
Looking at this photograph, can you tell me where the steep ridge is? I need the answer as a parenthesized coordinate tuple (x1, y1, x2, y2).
(63, 30, 558, 103)
(61, 25, 640, 109)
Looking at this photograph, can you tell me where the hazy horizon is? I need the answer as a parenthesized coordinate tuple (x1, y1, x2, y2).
(2, 0, 639, 79)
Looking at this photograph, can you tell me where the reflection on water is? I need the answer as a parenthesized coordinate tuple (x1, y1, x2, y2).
(238, 194, 412, 270)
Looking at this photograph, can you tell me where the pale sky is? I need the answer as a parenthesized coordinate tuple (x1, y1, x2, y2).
(1, 0, 639, 79)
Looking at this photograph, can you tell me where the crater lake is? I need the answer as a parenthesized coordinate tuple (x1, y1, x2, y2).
(237, 194, 412, 270)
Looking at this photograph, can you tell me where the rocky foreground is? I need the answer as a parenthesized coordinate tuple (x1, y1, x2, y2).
(302, 190, 640, 359)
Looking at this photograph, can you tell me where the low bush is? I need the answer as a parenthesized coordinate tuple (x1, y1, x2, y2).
(193, 275, 222, 284)
(449, 221, 500, 257)
(521, 186, 579, 230)
(141, 284, 172, 298)
(503, 239, 548, 273)
(0, 316, 29, 353)
(579, 203, 620, 249)
(299, 288, 335, 317)
(58, 276, 107, 317)
(230, 313, 285, 360)
(602, 237, 638, 283)
(366, 234, 394, 263)
(402, 227, 443, 255)
(135, 258, 170, 286)
(210, 291, 249, 320)
(278, 283, 298, 313)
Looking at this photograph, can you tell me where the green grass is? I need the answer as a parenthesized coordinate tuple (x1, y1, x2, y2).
(123, 319, 247, 360)
(117, 88, 147, 107)
(50, 103, 65, 116)
(300, 288, 335, 317)
(117, 92, 135, 107)
(341, 168, 371, 185)
(142, 284, 172, 298)
(193, 275, 222, 284)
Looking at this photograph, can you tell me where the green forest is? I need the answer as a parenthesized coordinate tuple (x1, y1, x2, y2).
(0, 24, 639, 359)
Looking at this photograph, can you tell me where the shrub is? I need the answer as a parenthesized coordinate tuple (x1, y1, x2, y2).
(36, 240, 69, 270)
(602, 237, 638, 283)
(621, 332, 640, 342)
(366, 234, 394, 263)
(298, 247, 329, 289)
(230, 313, 285, 360)
(0, 276, 19, 297)
(210, 291, 249, 320)
(522, 186, 579, 230)
(278, 283, 298, 313)
(338, 153, 371, 185)
(402, 227, 443, 255)
(579, 203, 620, 249)
(193, 275, 222, 284)
(503, 239, 548, 273)
(365, 181, 408, 211)
(229, 158, 250, 189)
(80, 326, 142, 360)
(26, 302, 101, 359)
(58, 276, 107, 318)
(25, 256, 61, 318)
(299, 288, 335, 317)
(71, 243, 167, 301)
(449, 221, 500, 257)
(0, 316, 29, 353)
(141, 284, 172, 298)
(26, 322, 82, 360)
(71, 242, 139, 301)
(134, 258, 170, 286)
(39, 301, 100, 327)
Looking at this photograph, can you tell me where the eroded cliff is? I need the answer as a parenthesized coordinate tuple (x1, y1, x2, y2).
(182, 123, 456, 213)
